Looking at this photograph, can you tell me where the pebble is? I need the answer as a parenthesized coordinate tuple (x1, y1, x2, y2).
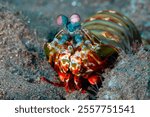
(71, 1, 77, 7)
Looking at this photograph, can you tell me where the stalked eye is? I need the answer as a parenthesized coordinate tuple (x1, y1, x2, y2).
(70, 13, 81, 23)
(56, 15, 68, 26)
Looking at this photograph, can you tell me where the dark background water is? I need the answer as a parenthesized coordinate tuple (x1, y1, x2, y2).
(1, 0, 150, 40)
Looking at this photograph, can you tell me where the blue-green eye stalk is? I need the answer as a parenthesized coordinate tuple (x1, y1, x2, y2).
(56, 14, 82, 45)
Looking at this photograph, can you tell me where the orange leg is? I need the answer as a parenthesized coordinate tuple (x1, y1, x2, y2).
(64, 75, 76, 93)
(74, 76, 82, 90)
(40, 77, 64, 87)
(87, 74, 101, 85)
(40, 72, 70, 88)
(57, 72, 73, 92)
(57, 72, 70, 82)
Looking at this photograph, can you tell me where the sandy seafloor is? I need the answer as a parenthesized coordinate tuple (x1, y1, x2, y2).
(0, 0, 149, 100)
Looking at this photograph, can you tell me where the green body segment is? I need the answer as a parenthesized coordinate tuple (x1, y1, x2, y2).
(82, 10, 142, 53)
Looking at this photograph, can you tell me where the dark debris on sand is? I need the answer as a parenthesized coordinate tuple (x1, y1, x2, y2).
(0, 4, 66, 99)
